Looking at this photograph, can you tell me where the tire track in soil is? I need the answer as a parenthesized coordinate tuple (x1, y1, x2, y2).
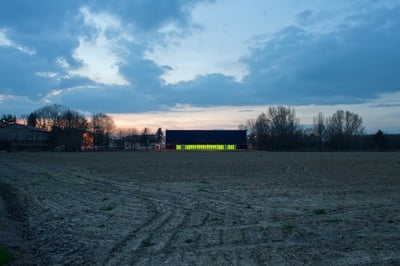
(92, 177, 305, 264)
(105, 206, 189, 265)
(82, 178, 188, 264)
(103, 199, 159, 265)
(1, 160, 309, 265)
(85, 176, 287, 265)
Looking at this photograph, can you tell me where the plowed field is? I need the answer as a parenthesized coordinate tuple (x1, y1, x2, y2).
(1, 152, 399, 265)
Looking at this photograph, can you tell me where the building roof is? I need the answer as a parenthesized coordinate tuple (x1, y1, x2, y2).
(166, 130, 247, 146)
(0, 123, 50, 133)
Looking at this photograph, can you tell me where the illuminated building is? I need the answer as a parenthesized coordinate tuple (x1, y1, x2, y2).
(165, 130, 247, 151)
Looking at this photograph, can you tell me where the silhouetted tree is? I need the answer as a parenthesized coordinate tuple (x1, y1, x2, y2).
(373, 129, 387, 150)
(326, 110, 364, 149)
(30, 104, 64, 130)
(267, 106, 300, 150)
(27, 112, 38, 127)
(254, 113, 270, 150)
(344, 110, 364, 136)
(156, 128, 163, 143)
(313, 112, 326, 150)
(91, 113, 115, 149)
(243, 106, 300, 150)
(51, 110, 88, 151)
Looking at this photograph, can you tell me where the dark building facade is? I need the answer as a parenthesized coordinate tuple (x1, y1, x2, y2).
(0, 124, 50, 151)
(165, 130, 247, 150)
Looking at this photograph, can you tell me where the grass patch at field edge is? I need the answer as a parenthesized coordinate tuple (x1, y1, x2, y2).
(0, 245, 13, 265)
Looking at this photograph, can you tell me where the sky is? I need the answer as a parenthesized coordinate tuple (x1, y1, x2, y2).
(0, 0, 399, 133)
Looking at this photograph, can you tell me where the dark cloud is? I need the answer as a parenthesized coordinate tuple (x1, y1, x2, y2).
(296, 10, 313, 26)
(48, 73, 244, 113)
(48, 85, 158, 113)
(165, 74, 244, 106)
(0, 0, 212, 34)
(369, 104, 400, 108)
(242, 6, 400, 105)
(0, 1, 81, 62)
(0, 47, 60, 98)
(120, 55, 165, 92)
(0, 0, 214, 106)
(58, 76, 96, 90)
(98, 0, 215, 31)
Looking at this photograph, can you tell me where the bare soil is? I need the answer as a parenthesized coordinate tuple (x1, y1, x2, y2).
(1, 151, 400, 265)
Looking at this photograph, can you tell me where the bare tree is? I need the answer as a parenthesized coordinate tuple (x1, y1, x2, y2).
(30, 104, 64, 130)
(268, 106, 298, 136)
(27, 112, 38, 127)
(313, 112, 325, 138)
(58, 110, 88, 130)
(344, 111, 364, 136)
(326, 110, 364, 149)
(267, 106, 300, 150)
(91, 113, 115, 149)
(239, 106, 300, 150)
(254, 113, 270, 150)
(326, 110, 344, 149)
(51, 110, 88, 151)
(313, 112, 326, 149)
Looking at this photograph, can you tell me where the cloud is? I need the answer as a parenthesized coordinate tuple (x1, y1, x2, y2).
(67, 7, 131, 86)
(0, 30, 36, 55)
(0, 94, 44, 115)
(242, 6, 400, 104)
(0, 46, 60, 98)
(98, 0, 215, 31)
(0, 1, 216, 109)
(370, 104, 400, 108)
(0, 1, 81, 64)
(145, 0, 266, 84)
(44, 84, 160, 114)
(165, 74, 244, 106)
(296, 10, 314, 26)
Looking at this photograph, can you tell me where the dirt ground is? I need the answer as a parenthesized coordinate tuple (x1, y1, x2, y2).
(0, 151, 399, 265)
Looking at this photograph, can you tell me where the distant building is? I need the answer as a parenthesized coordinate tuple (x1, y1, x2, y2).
(0, 124, 50, 151)
(165, 130, 247, 151)
(123, 134, 163, 151)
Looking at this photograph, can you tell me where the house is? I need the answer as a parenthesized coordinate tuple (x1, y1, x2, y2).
(123, 134, 163, 151)
(165, 130, 247, 151)
(0, 124, 50, 151)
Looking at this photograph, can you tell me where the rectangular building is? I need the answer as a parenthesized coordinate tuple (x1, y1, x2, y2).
(165, 130, 247, 151)
(0, 124, 50, 151)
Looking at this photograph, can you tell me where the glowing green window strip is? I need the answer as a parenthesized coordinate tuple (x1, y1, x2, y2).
(175, 144, 236, 151)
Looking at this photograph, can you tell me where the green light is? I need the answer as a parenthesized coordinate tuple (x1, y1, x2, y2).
(175, 144, 236, 151)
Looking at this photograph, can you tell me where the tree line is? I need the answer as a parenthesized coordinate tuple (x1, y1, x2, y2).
(1, 104, 162, 152)
(240, 106, 400, 151)
(1, 104, 399, 151)
(25, 104, 116, 151)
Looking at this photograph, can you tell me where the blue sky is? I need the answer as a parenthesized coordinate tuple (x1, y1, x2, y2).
(0, 0, 399, 132)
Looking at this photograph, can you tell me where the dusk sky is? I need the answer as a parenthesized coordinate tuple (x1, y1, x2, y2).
(0, 0, 399, 132)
